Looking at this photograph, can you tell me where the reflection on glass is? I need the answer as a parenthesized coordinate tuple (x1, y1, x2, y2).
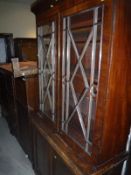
(62, 6, 103, 154)
(38, 22, 56, 121)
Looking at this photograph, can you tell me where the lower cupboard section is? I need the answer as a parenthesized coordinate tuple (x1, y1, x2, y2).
(32, 124, 74, 175)
(30, 117, 127, 175)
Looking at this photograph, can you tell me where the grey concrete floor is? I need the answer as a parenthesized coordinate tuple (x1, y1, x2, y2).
(0, 116, 35, 175)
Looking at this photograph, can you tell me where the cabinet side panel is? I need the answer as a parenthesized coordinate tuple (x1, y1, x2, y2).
(100, 0, 131, 161)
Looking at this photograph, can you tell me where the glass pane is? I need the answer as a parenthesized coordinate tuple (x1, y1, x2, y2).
(68, 112, 86, 148)
(38, 21, 56, 121)
(62, 6, 103, 154)
(0, 38, 6, 63)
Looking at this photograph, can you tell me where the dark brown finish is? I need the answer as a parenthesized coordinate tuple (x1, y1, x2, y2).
(15, 74, 38, 157)
(33, 125, 50, 175)
(31, 114, 130, 175)
(14, 38, 37, 61)
(17, 101, 31, 154)
(95, 0, 131, 162)
(30, 0, 131, 174)
(31, 0, 61, 15)
(15, 75, 38, 111)
(0, 69, 18, 136)
(50, 150, 74, 175)
(31, 117, 74, 175)
(0, 62, 38, 158)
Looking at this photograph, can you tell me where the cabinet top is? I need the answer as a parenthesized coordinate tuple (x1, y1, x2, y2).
(31, 0, 105, 15)
(31, 0, 59, 14)
(0, 61, 38, 77)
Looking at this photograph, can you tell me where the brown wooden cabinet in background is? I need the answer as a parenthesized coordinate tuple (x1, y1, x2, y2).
(0, 69, 18, 136)
(15, 75, 38, 158)
(30, 0, 131, 174)
(0, 62, 38, 159)
(14, 38, 37, 61)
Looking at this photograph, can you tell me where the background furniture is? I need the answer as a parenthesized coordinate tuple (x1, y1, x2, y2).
(15, 74, 38, 158)
(0, 61, 38, 158)
(0, 65, 17, 135)
(14, 38, 37, 61)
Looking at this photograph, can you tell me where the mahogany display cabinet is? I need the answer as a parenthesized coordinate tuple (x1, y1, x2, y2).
(31, 0, 131, 174)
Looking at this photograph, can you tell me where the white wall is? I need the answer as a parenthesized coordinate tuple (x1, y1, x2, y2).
(0, 1, 36, 38)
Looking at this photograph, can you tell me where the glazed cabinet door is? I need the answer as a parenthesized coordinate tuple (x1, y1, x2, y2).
(37, 20, 56, 122)
(61, 5, 103, 154)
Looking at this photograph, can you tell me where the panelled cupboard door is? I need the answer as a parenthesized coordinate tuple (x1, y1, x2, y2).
(33, 129, 49, 175)
(50, 151, 74, 175)
(16, 101, 31, 156)
(32, 125, 74, 175)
